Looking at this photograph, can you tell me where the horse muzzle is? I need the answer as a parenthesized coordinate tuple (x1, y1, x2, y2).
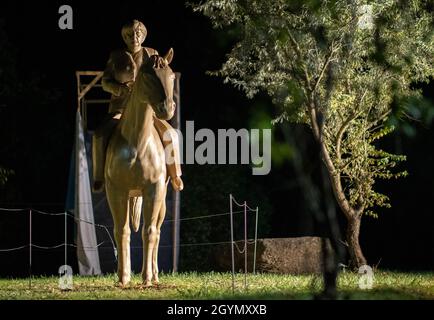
(155, 100, 176, 120)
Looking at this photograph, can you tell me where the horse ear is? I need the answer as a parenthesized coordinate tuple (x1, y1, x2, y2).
(164, 48, 174, 64)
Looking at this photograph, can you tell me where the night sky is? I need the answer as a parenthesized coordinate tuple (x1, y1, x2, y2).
(0, 0, 245, 206)
(0, 1, 433, 275)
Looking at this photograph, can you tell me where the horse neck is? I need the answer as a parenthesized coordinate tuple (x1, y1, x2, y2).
(120, 83, 154, 149)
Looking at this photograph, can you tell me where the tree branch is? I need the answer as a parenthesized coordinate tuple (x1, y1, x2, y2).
(336, 91, 368, 161)
(313, 43, 339, 93)
(287, 30, 312, 91)
(367, 109, 392, 131)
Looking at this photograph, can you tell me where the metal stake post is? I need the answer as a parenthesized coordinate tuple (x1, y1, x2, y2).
(29, 209, 32, 289)
(244, 201, 247, 290)
(253, 207, 259, 275)
(229, 194, 235, 294)
(64, 211, 67, 268)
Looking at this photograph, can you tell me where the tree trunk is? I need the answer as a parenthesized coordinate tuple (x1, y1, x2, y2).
(346, 216, 367, 268)
(307, 100, 368, 269)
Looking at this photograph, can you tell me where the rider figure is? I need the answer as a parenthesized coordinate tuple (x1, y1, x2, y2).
(92, 20, 183, 193)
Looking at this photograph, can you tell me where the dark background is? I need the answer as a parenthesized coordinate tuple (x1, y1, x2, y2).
(0, 0, 433, 276)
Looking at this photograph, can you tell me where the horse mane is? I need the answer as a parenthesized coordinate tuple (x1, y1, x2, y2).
(120, 54, 167, 146)
(139, 54, 168, 74)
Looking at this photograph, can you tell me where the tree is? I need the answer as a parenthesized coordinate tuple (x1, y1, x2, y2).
(193, 0, 434, 267)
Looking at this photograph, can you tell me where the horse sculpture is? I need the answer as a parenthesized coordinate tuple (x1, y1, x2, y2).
(105, 48, 176, 287)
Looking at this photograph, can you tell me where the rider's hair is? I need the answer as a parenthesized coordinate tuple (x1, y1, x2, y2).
(121, 20, 147, 41)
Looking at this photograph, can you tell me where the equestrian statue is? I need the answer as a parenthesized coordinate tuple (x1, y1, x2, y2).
(92, 20, 183, 286)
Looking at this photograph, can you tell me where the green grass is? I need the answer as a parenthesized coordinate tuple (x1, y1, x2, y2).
(0, 271, 433, 300)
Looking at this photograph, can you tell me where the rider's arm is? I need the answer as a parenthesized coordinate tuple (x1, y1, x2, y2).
(145, 47, 159, 57)
(102, 52, 128, 96)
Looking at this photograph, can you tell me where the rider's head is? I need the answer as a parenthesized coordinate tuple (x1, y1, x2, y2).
(121, 20, 147, 53)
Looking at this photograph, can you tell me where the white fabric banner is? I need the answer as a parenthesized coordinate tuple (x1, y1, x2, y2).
(75, 110, 102, 275)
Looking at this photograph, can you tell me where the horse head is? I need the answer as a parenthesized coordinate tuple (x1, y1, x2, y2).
(137, 48, 176, 120)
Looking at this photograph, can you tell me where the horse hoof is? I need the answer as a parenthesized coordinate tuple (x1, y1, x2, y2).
(143, 280, 152, 288)
(117, 275, 130, 287)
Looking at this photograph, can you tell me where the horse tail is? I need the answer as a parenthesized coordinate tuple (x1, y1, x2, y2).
(129, 197, 142, 232)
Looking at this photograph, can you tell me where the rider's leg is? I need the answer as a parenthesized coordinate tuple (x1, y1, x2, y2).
(153, 118, 183, 191)
(92, 131, 106, 193)
(92, 113, 121, 193)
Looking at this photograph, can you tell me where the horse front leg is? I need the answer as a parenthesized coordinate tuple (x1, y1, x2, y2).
(152, 187, 167, 285)
(141, 180, 165, 287)
(106, 189, 131, 286)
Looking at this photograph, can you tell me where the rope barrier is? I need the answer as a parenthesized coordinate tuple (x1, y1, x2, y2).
(229, 197, 256, 212)
(0, 242, 107, 251)
(0, 206, 254, 260)
(229, 194, 259, 292)
(32, 244, 66, 250)
(234, 241, 246, 254)
(127, 241, 233, 249)
(32, 209, 66, 216)
(68, 242, 106, 249)
(0, 189, 261, 300)
(0, 245, 27, 252)
(0, 207, 255, 221)
(231, 197, 245, 207)
(0, 239, 258, 252)
(0, 194, 259, 290)
(0, 208, 29, 212)
(244, 203, 256, 212)
(57, 238, 258, 251)
(66, 213, 116, 251)
(0, 208, 117, 258)
(164, 210, 249, 223)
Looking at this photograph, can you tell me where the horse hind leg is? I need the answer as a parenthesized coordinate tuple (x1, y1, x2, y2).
(106, 189, 131, 286)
